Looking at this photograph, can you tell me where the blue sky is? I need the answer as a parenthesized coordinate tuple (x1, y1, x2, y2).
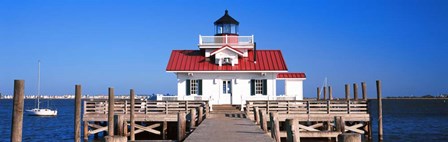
(0, 0, 447, 98)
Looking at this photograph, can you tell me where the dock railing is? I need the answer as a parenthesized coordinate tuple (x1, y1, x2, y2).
(83, 100, 209, 121)
(245, 100, 372, 140)
(246, 100, 368, 116)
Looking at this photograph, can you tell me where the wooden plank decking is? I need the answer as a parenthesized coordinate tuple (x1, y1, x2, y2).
(184, 113, 274, 142)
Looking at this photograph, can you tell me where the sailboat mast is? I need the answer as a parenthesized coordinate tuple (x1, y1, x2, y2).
(37, 60, 41, 109)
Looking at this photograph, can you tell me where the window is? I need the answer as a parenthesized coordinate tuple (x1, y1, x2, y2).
(223, 57, 231, 64)
(190, 80, 198, 95)
(186, 79, 202, 95)
(251, 79, 267, 96)
(255, 80, 263, 95)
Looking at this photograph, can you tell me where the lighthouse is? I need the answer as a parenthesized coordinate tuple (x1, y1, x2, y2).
(164, 10, 306, 106)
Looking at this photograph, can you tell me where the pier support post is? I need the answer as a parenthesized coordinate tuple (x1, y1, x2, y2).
(338, 133, 361, 142)
(114, 115, 125, 136)
(316, 87, 320, 100)
(84, 121, 88, 141)
(259, 109, 268, 133)
(162, 121, 168, 140)
(345, 84, 350, 100)
(198, 106, 204, 124)
(323, 86, 327, 100)
(205, 103, 210, 118)
(11, 80, 24, 142)
(190, 108, 197, 129)
(254, 107, 260, 124)
(177, 111, 186, 141)
(285, 119, 300, 142)
(75, 85, 82, 142)
(270, 112, 281, 142)
(335, 116, 345, 133)
(329, 86, 333, 100)
(362, 82, 367, 100)
(376, 80, 383, 141)
(353, 83, 358, 101)
(108, 87, 115, 136)
(130, 89, 135, 141)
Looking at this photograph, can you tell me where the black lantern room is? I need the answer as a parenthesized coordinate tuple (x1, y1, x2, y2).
(214, 10, 239, 36)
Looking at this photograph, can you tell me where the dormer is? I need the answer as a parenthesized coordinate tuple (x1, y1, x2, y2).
(198, 10, 254, 50)
(209, 45, 244, 66)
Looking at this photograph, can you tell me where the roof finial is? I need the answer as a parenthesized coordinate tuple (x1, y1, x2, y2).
(225, 9, 228, 15)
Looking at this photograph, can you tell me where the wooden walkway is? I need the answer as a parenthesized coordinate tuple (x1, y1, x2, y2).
(184, 113, 274, 142)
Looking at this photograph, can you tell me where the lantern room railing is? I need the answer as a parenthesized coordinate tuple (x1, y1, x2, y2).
(199, 35, 254, 45)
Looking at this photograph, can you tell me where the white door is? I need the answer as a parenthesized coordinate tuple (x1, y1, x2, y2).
(219, 80, 232, 104)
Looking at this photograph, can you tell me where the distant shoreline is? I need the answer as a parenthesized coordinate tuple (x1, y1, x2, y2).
(1, 97, 447, 100)
(374, 98, 448, 100)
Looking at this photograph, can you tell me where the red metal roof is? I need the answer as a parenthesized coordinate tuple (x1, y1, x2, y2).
(277, 73, 306, 78)
(166, 50, 288, 71)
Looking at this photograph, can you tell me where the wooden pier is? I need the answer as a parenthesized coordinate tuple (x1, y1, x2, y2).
(76, 81, 381, 142)
(184, 106, 274, 142)
(82, 98, 209, 141)
(245, 100, 372, 141)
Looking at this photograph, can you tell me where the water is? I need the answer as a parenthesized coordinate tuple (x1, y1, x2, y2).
(369, 99, 448, 141)
(0, 99, 75, 142)
(1, 99, 448, 141)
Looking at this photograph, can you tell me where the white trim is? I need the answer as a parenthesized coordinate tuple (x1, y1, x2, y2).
(167, 70, 288, 73)
(210, 45, 244, 56)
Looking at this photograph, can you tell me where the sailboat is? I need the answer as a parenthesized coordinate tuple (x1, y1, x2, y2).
(27, 60, 58, 116)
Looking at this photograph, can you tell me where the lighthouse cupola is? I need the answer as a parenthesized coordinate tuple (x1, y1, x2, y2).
(214, 10, 239, 36)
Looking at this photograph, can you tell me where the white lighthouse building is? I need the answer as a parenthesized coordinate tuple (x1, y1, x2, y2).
(164, 10, 306, 106)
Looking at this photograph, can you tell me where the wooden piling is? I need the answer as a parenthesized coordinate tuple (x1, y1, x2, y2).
(205, 104, 210, 118)
(108, 87, 115, 136)
(75, 85, 82, 142)
(345, 84, 350, 100)
(270, 112, 281, 142)
(362, 82, 367, 100)
(338, 133, 361, 142)
(377, 80, 383, 141)
(254, 107, 260, 124)
(114, 115, 125, 136)
(317, 87, 320, 100)
(178, 111, 187, 141)
(328, 86, 333, 100)
(285, 119, 300, 142)
(353, 83, 358, 101)
(259, 109, 268, 133)
(162, 121, 168, 140)
(130, 89, 135, 141)
(11, 80, 24, 142)
(190, 108, 197, 129)
(198, 106, 204, 124)
(323, 86, 327, 100)
(335, 116, 345, 133)
(83, 121, 88, 141)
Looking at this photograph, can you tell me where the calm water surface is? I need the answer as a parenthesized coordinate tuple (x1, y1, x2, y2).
(1, 99, 448, 142)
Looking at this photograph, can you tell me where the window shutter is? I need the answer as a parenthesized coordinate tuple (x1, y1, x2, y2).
(262, 79, 267, 95)
(186, 79, 190, 96)
(198, 79, 202, 96)
(250, 79, 255, 96)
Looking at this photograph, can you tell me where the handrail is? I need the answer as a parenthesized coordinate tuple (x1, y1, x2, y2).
(84, 100, 209, 115)
(199, 35, 254, 45)
(246, 100, 368, 115)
